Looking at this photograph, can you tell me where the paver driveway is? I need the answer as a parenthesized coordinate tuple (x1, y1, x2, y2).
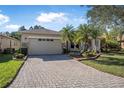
(9, 54, 124, 88)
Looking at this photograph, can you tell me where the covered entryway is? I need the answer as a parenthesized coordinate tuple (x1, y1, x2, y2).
(28, 37, 62, 55)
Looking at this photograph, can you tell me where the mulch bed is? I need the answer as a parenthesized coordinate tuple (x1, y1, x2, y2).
(73, 54, 101, 61)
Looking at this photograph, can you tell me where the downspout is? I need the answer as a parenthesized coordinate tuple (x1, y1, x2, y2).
(0, 37, 2, 52)
(10, 40, 12, 53)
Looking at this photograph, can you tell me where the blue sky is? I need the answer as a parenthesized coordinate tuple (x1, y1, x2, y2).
(0, 5, 90, 32)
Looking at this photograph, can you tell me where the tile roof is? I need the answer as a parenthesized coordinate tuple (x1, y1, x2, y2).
(0, 34, 20, 41)
(21, 28, 60, 35)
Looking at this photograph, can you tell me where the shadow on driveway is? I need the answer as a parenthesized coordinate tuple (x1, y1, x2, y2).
(28, 54, 72, 62)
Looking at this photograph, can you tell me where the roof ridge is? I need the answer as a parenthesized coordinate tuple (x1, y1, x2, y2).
(23, 28, 58, 32)
(21, 28, 60, 35)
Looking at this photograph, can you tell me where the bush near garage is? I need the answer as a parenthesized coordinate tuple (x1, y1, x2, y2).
(14, 53, 25, 59)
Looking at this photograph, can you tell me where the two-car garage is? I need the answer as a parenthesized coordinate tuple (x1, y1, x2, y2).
(21, 29, 63, 55)
(28, 37, 62, 55)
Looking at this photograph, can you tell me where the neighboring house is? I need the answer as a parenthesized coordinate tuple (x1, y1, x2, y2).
(117, 35, 124, 49)
(0, 34, 20, 53)
(21, 28, 101, 55)
(120, 41, 124, 49)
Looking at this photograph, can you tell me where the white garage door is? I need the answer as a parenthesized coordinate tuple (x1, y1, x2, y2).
(28, 38, 62, 55)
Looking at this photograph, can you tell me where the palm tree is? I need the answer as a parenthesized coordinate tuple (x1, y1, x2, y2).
(72, 31, 80, 45)
(90, 25, 101, 39)
(60, 25, 74, 52)
(90, 25, 102, 51)
(75, 24, 91, 52)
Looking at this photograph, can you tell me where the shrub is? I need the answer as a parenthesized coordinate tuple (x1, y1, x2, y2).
(121, 49, 124, 52)
(101, 39, 120, 52)
(15, 48, 21, 54)
(106, 40, 119, 49)
(3, 48, 15, 54)
(14, 53, 25, 59)
(63, 48, 69, 54)
(21, 48, 28, 55)
(82, 50, 97, 58)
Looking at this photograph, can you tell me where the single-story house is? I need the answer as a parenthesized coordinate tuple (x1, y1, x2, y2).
(21, 28, 101, 55)
(0, 34, 21, 53)
(21, 29, 63, 55)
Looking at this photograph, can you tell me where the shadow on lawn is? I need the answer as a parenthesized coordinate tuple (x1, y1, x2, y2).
(104, 52, 124, 56)
(0, 54, 13, 63)
(95, 56, 124, 66)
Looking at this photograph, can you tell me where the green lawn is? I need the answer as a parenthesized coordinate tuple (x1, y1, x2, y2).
(0, 54, 23, 88)
(83, 53, 124, 78)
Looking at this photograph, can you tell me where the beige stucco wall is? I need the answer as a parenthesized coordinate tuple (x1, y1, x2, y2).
(0, 35, 20, 52)
(117, 35, 124, 49)
(121, 42, 124, 49)
(21, 32, 62, 55)
(21, 33, 61, 48)
(11, 39, 21, 50)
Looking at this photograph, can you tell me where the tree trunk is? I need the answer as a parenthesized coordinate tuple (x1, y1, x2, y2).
(91, 39, 96, 51)
(119, 34, 122, 50)
(66, 41, 68, 52)
(105, 43, 108, 52)
(84, 42, 88, 52)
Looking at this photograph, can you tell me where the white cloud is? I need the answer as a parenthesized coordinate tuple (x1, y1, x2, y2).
(0, 14, 9, 25)
(36, 12, 68, 23)
(73, 17, 87, 24)
(5, 24, 20, 30)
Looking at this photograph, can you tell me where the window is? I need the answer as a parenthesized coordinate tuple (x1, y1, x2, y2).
(38, 38, 54, 42)
(38, 38, 42, 41)
(50, 39, 54, 41)
(71, 43, 74, 48)
(76, 44, 79, 49)
(42, 39, 45, 41)
(46, 39, 49, 41)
